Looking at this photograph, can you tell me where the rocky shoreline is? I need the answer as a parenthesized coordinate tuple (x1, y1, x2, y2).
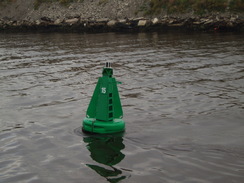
(1, 15, 243, 33)
(0, 0, 243, 33)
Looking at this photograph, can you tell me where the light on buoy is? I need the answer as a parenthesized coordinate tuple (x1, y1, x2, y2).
(82, 62, 125, 134)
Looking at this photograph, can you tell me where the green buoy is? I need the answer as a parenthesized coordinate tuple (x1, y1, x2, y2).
(82, 62, 125, 134)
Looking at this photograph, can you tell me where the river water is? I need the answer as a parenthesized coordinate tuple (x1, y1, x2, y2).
(0, 32, 244, 183)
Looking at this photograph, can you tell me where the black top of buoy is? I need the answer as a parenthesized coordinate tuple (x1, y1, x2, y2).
(103, 62, 113, 77)
(105, 62, 111, 68)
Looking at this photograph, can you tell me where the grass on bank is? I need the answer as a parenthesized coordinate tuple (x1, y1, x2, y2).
(34, 0, 78, 9)
(33, 0, 244, 14)
(144, 0, 244, 15)
(1, 0, 244, 15)
(34, 0, 108, 9)
(0, 0, 75, 8)
(0, 0, 15, 6)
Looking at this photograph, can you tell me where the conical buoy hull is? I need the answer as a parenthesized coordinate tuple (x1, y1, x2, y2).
(83, 118, 125, 134)
(82, 62, 125, 134)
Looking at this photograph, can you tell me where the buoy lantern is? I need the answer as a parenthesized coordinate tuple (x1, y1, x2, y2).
(82, 62, 125, 134)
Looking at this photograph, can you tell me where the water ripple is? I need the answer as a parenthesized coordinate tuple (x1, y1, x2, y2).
(0, 32, 243, 183)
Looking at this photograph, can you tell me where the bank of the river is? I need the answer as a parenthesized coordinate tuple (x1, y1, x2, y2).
(0, 0, 243, 32)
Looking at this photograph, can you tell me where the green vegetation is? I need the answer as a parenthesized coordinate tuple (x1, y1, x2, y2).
(229, 0, 244, 12)
(98, 0, 109, 6)
(34, 0, 81, 9)
(143, 0, 244, 15)
(1, 0, 243, 15)
(135, 1, 148, 15)
(0, 0, 14, 6)
(0, 0, 13, 2)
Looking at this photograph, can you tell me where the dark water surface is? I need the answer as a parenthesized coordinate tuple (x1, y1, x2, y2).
(0, 32, 244, 183)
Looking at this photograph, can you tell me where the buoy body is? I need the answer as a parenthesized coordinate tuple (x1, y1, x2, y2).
(82, 63, 125, 134)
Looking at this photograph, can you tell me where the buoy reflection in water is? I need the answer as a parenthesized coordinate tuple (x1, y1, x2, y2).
(83, 135, 127, 182)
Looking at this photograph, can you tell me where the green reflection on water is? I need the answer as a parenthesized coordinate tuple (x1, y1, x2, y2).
(84, 135, 126, 183)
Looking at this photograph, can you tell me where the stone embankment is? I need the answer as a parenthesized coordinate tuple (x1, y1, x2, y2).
(0, 15, 243, 32)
